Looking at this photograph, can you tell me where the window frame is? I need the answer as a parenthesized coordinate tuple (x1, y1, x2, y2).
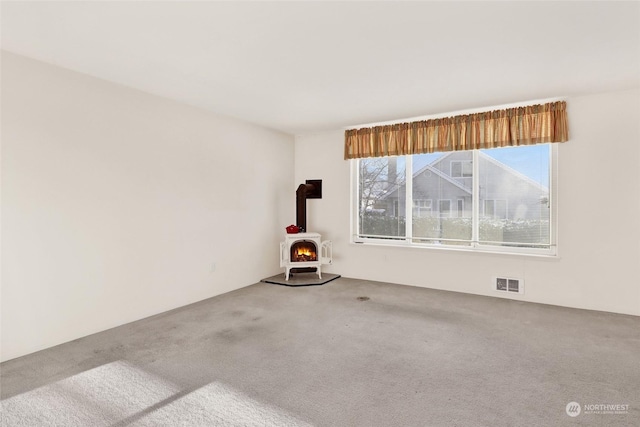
(456, 199, 465, 218)
(350, 145, 558, 257)
(450, 160, 473, 178)
(438, 199, 452, 218)
(482, 199, 508, 220)
(412, 199, 432, 218)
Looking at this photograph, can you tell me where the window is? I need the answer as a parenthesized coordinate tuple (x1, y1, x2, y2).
(456, 199, 465, 217)
(353, 144, 556, 255)
(438, 200, 452, 217)
(483, 200, 507, 219)
(413, 199, 432, 218)
(451, 160, 472, 178)
(357, 156, 406, 238)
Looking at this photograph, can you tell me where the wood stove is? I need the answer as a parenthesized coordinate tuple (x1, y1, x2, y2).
(279, 179, 332, 281)
(280, 232, 332, 280)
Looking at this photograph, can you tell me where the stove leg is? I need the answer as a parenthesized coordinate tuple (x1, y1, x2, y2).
(285, 268, 290, 281)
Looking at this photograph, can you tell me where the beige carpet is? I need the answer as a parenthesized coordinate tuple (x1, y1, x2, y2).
(2, 277, 639, 426)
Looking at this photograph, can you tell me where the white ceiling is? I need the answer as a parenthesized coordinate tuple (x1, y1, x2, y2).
(2, 1, 639, 135)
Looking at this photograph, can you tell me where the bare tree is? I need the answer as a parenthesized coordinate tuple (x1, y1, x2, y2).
(358, 157, 405, 216)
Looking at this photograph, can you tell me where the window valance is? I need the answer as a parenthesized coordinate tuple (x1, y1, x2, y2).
(344, 101, 568, 160)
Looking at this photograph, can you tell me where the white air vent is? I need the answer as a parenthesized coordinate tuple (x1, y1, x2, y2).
(493, 277, 524, 294)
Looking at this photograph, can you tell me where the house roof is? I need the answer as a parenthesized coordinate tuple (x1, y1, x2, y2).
(429, 152, 549, 193)
(2, 2, 638, 134)
(479, 152, 549, 193)
(412, 160, 472, 195)
(380, 149, 549, 201)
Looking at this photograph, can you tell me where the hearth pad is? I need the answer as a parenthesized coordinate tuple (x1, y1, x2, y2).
(261, 273, 341, 287)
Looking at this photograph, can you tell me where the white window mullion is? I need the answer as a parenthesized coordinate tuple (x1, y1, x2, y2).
(351, 159, 360, 241)
(472, 150, 480, 247)
(549, 144, 558, 255)
(405, 155, 413, 242)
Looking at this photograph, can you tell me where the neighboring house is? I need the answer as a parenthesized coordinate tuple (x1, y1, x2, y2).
(376, 151, 549, 221)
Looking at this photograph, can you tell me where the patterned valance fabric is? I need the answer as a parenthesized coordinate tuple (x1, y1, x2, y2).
(344, 101, 568, 159)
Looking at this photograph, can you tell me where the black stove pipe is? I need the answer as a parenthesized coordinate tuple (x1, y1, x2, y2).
(296, 183, 316, 232)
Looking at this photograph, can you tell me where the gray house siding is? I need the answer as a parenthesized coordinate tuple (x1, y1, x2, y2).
(475, 154, 548, 221)
(410, 170, 472, 218)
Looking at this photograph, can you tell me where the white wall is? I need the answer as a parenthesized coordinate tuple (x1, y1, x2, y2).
(1, 52, 294, 361)
(295, 88, 640, 316)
